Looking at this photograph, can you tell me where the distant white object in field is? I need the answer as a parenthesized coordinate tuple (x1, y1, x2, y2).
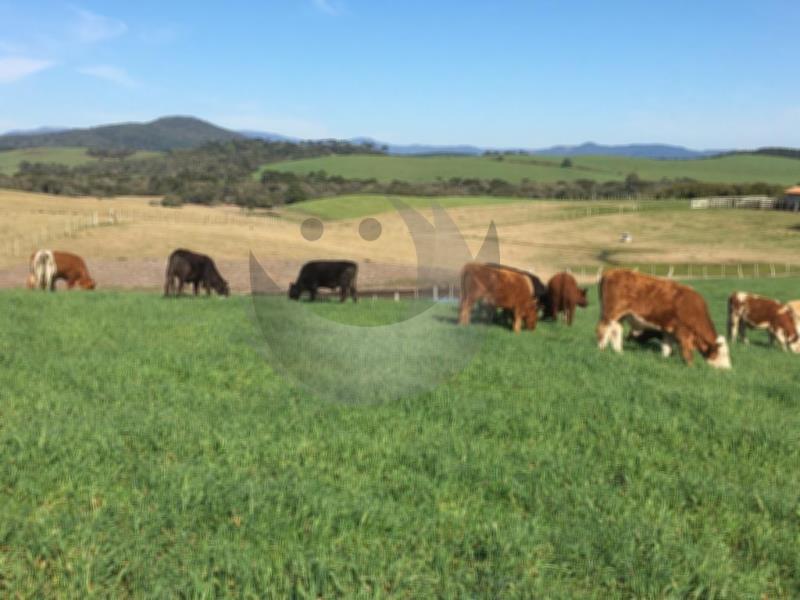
(620, 232, 633, 243)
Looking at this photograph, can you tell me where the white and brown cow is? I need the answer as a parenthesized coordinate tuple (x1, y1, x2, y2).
(728, 292, 799, 352)
(596, 269, 730, 368)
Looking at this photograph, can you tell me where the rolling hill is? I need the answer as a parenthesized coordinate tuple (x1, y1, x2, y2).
(262, 153, 800, 186)
(0, 116, 243, 151)
(0, 147, 160, 176)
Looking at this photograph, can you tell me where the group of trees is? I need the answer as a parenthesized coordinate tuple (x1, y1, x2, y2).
(0, 138, 788, 207)
(0, 139, 383, 205)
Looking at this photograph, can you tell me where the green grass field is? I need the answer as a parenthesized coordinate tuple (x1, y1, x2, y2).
(0, 147, 160, 175)
(262, 153, 800, 186)
(2, 279, 800, 597)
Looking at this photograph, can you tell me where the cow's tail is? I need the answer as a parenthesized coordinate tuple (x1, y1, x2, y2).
(597, 273, 606, 319)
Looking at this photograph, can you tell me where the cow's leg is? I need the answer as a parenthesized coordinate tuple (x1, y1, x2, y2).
(597, 319, 623, 352)
(458, 296, 474, 326)
(309, 286, 317, 302)
(512, 310, 522, 334)
(772, 327, 788, 351)
(164, 276, 172, 297)
(339, 285, 347, 302)
(675, 329, 695, 365)
(661, 337, 673, 358)
(176, 279, 185, 296)
(566, 300, 575, 326)
(727, 310, 737, 342)
(193, 281, 199, 296)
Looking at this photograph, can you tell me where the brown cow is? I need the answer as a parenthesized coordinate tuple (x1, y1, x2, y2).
(597, 269, 730, 368)
(459, 263, 538, 333)
(51, 251, 96, 290)
(547, 272, 587, 325)
(728, 292, 799, 352)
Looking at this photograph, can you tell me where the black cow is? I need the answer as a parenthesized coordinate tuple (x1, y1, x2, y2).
(164, 249, 230, 297)
(484, 263, 550, 319)
(289, 260, 357, 302)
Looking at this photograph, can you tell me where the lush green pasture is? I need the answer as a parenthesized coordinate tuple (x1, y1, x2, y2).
(0, 146, 160, 175)
(263, 153, 800, 186)
(2, 280, 800, 597)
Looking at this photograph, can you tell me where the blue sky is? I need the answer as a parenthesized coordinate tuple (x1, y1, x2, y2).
(0, 0, 798, 148)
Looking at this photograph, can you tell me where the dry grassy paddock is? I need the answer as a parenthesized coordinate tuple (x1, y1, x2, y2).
(2, 189, 799, 291)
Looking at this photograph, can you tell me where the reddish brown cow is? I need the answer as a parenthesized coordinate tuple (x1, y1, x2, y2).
(728, 292, 799, 352)
(547, 272, 587, 325)
(459, 263, 538, 333)
(597, 269, 730, 368)
(52, 251, 96, 290)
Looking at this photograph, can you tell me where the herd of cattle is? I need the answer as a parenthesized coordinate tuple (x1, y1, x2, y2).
(26, 248, 800, 370)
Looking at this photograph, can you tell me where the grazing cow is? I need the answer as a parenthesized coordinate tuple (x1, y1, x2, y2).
(484, 263, 549, 316)
(597, 269, 730, 369)
(164, 249, 229, 297)
(458, 262, 538, 333)
(547, 272, 588, 325)
(289, 260, 357, 302)
(52, 251, 96, 290)
(727, 292, 799, 352)
(28, 249, 57, 290)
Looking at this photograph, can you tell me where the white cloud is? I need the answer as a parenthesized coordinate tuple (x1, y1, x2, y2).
(70, 7, 127, 43)
(0, 57, 54, 83)
(78, 64, 137, 88)
(312, 0, 341, 15)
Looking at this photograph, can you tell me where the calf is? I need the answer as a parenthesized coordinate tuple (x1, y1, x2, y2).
(547, 272, 588, 325)
(728, 292, 799, 352)
(164, 249, 229, 297)
(458, 262, 538, 333)
(289, 260, 357, 302)
(597, 269, 730, 368)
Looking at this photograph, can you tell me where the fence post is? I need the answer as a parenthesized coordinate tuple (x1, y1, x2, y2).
(433, 285, 438, 301)
(738, 264, 743, 279)
(394, 291, 399, 302)
(448, 284, 454, 299)
(754, 264, 759, 278)
(770, 264, 776, 278)
(667, 265, 674, 278)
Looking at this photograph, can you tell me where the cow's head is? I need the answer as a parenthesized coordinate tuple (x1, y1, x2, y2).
(79, 277, 96, 290)
(213, 277, 230, 297)
(26, 273, 36, 289)
(207, 269, 229, 296)
(705, 335, 732, 370)
(288, 282, 301, 300)
(523, 300, 539, 331)
(777, 306, 799, 350)
(577, 287, 589, 307)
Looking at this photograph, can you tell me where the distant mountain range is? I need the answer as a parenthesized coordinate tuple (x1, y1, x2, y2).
(0, 115, 790, 159)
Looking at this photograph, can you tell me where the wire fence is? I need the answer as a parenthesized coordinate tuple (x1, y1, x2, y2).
(565, 263, 800, 282)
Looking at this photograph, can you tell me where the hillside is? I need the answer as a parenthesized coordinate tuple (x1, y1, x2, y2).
(0, 116, 243, 151)
(0, 147, 160, 176)
(264, 153, 800, 186)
